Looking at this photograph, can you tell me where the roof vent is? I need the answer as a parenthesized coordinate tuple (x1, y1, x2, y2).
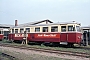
(72, 21, 76, 23)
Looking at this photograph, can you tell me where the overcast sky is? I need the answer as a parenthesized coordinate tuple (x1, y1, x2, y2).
(0, 0, 90, 26)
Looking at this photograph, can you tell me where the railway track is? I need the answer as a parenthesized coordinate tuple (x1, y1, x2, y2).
(0, 53, 19, 60)
(0, 43, 90, 58)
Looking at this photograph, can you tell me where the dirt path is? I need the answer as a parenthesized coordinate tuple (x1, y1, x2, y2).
(0, 46, 90, 60)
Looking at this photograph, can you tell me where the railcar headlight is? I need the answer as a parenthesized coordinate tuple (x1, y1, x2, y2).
(78, 36, 80, 39)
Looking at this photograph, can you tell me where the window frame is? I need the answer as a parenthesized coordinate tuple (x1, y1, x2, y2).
(35, 27, 40, 32)
(43, 27, 48, 32)
(61, 26, 66, 32)
(12, 29, 14, 33)
(51, 26, 58, 32)
(68, 25, 75, 31)
(20, 28, 24, 33)
(0, 31, 1, 34)
(76, 26, 81, 32)
(26, 28, 30, 32)
(15, 29, 18, 33)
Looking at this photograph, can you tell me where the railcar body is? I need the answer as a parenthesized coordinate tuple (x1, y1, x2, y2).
(0, 34, 3, 40)
(0, 29, 4, 40)
(8, 21, 82, 46)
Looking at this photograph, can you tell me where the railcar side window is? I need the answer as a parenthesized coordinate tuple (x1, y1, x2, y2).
(4, 31, 9, 36)
(15, 29, 18, 33)
(26, 28, 30, 32)
(0, 31, 1, 34)
(43, 27, 48, 32)
(2, 31, 3, 34)
(61, 26, 66, 32)
(51, 26, 58, 32)
(20, 29, 24, 33)
(12, 29, 14, 33)
(68, 26, 75, 31)
(35, 27, 40, 32)
(9, 30, 11, 33)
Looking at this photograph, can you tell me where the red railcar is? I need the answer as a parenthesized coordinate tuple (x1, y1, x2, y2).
(29, 32, 81, 44)
(0, 29, 4, 40)
(0, 34, 3, 40)
(8, 21, 82, 46)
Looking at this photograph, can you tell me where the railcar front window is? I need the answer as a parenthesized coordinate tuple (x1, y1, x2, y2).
(43, 27, 48, 32)
(35, 27, 40, 32)
(12, 29, 14, 33)
(61, 26, 66, 32)
(68, 26, 75, 31)
(20, 29, 24, 33)
(51, 26, 58, 32)
(26, 28, 30, 32)
(76, 26, 81, 32)
(9, 31, 11, 33)
(15, 29, 18, 33)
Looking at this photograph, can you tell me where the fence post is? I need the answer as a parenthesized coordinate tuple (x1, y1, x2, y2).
(86, 33, 88, 46)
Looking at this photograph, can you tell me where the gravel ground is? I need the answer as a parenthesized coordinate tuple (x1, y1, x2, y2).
(0, 46, 90, 60)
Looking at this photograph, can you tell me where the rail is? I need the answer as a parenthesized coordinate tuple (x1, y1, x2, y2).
(1, 53, 19, 60)
(0, 43, 90, 58)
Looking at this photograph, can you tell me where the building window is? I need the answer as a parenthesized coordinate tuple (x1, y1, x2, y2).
(12, 29, 14, 33)
(68, 26, 75, 31)
(43, 27, 48, 32)
(20, 29, 24, 33)
(51, 26, 58, 32)
(35, 27, 40, 32)
(15, 29, 18, 33)
(26, 28, 30, 32)
(61, 26, 66, 32)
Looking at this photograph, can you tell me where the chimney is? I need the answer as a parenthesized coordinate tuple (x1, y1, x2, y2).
(15, 20, 18, 26)
(46, 20, 48, 24)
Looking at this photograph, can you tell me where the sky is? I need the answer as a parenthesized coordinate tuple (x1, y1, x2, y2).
(0, 0, 90, 26)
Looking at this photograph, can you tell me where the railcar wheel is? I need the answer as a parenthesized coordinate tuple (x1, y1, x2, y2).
(35, 42, 43, 45)
(52, 42, 60, 47)
(67, 43, 74, 48)
(43, 42, 51, 46)
(0, 38, 3, 41)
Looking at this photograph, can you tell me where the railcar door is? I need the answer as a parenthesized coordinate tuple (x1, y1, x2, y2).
(60, 33, 68, 42)
(60, 26, 68, 44)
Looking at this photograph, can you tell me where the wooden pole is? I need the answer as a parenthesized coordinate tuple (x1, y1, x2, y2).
(25, 31, 28, 45)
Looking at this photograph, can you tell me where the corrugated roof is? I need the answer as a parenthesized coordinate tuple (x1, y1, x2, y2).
(0, 19, 53, 28)
(12, 21, 80, 28)
(81, 26, 90, 29)
(18, 19, 53, 27)
(0, 24, 14, 27)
